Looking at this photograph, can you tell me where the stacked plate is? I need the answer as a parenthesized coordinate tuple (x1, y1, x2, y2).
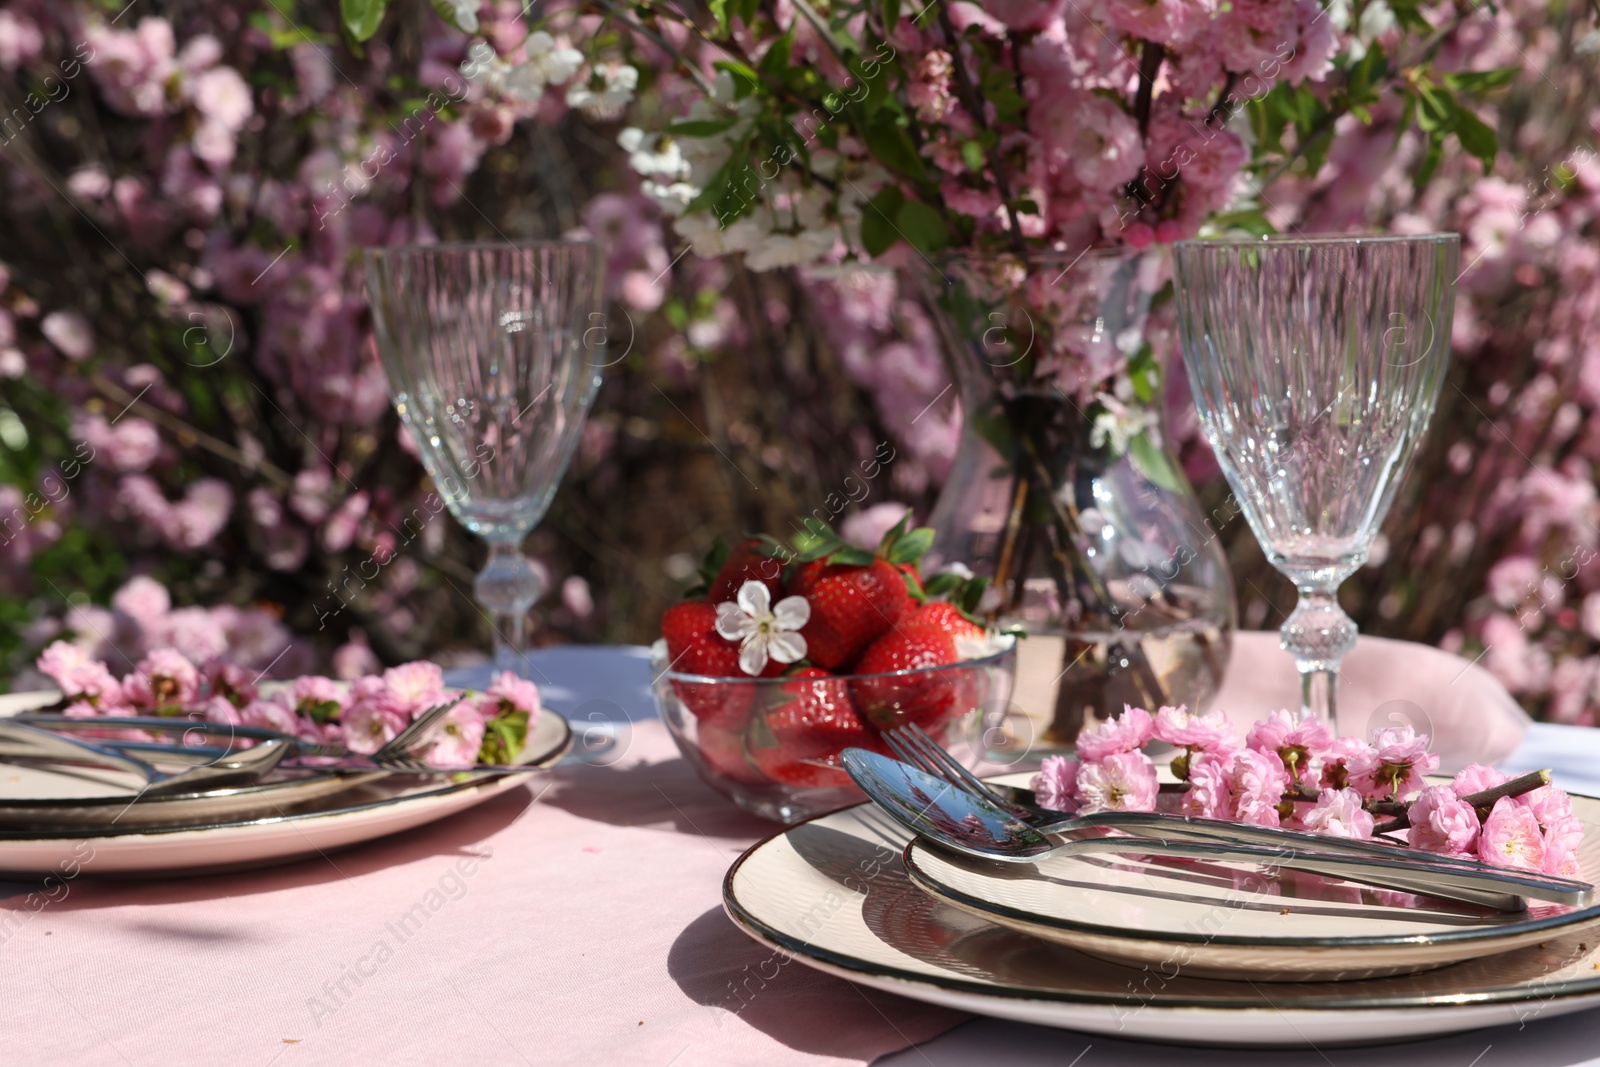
(0, 691, 571, 878)
(724, 773, 1600, 1046)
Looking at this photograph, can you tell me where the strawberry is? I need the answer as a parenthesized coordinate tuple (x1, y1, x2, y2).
(708, 537, 787, 605)
(850, 624, 979, 731)
(748, 667, 882, 788)
(906, 600, 984, 640)
(788, 557, 913, 668)
(695, 723, 765, 785)
(660, 600, 764, 728)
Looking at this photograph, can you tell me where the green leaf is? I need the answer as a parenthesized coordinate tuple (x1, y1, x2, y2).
(883, 0, 901, 31)
(1127, 433, 1184, 494)
(921, 572, 964, 599)
(341, 0, 387, 42)
(1414, 133, 1443, 190)
(1453, 108, 1498, 172)
(478, 709, 530, 764)
(1415, 83, 1456, 133)
(863, 114, 927, 181)
(895, 198, 950, 255)
(828, 547, 876, 567)
(955, 576, 990, 616)
(885, 527, 934, 565)
(1441, 68, 1519, 93)
(960, 140, 986, 173)
(1207, 207, 1276, 237)
(666, 117, 739, 137)
(860, 185, 905, 257)
(709, 0, 731, 33)
(759, 33, 793, 77)
(713, 60, 761, 97)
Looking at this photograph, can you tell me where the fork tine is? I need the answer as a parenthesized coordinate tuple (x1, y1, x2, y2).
(375, 698, 459, 759)
(881, 729, 949, 782)
(900, 723, 1013, 808)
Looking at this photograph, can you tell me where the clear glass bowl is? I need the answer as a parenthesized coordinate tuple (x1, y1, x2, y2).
(652, 645, 1017, 823)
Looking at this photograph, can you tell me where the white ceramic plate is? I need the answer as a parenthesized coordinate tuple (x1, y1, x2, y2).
(723, 776, 1600, 1046)
(0, 693, 570, 877)
(902, 815, 1600, 982)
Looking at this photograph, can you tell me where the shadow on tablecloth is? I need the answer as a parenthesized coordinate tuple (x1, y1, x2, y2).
(667, 904, 965, 1061)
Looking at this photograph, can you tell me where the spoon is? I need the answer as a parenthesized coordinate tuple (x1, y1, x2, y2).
(840, 748, 1585, 912)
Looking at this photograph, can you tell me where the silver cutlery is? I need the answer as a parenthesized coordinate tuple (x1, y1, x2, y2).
(0, 719, 291, 797)
(881, 723, 1596, 897)
(841, 745, 1589, 912)
(6, 698, 465, 792)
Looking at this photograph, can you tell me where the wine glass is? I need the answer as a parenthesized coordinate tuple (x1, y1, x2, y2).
(364, 239, 606, 674)
(1172, 234, 1458, 729)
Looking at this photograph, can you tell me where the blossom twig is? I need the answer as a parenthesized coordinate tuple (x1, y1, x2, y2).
(1373, 769, 1552, 834)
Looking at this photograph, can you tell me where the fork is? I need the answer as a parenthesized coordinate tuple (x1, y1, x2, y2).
(882, 723, 1594, 904)
(16, 698, 463, 779)
(0, 719, 292, 796)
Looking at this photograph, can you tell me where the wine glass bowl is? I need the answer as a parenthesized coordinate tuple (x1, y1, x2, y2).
(365, 239, 605, 671)
(1172, 234, 1458, 728)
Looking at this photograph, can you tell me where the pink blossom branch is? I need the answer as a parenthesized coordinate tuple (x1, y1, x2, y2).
(1372, 769, 1552, 834)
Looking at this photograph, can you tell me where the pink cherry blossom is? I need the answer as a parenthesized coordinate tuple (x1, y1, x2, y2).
(1228, 748, 1290, 827)
(291, 675, 345, 716)
(242, 696, 303, 737)
(1406, 785, 1480, 855)
(205, 660, 258, 707)
(423, 702, 489, 765)
(1452, 763, 1509, 798)
(1031, 754, 1081, 812)
(1075, 705, 1154, 762)
(1302, 787, 1376, 839)
(36, 640, 124, 705)
(1180, 750, 1231, 818)
(485, 670, 541, 717)
(1075, 750, 1159, 813)
(122, 647, 201, 708)
(1347, 725, 1439, 800)
(382, 661, 446, 716)
(1151, 704, 1235, 753)
(111, 575, 171, 627)
(197, 694, 244, 726)
(41, 309, 94, 360)
(340, 700, 407, 755)
(1245, 708, 1332, 786)
(1477, 797, 1548, 872)
(1542, 814, 1585, 877)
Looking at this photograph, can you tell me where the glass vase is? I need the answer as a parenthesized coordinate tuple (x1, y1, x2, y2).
(919, 252, 1236, 760)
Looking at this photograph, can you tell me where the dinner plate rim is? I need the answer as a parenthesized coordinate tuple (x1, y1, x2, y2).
(0, 710, 572, 842)
(721, 791, 1600, 1013)
(899, 836, 1600, 950)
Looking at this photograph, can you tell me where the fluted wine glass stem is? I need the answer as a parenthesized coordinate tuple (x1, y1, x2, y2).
(474, 539, 544, 676)
(1279, 584, 1358, 731)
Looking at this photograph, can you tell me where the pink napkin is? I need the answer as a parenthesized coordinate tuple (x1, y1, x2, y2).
(1214, 631, 1530, 772)
(0, 722, 962, 1066)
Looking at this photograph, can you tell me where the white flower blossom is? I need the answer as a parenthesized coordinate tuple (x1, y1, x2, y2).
(1089, 394, 1159, 454)
(567, 63, 638, 116)
(449, 0, 480, 33)
(714, 580, 810, 676)
(525, 31, 583, 85)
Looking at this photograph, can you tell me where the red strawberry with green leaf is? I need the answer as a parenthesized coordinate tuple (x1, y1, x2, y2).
(748, 667, 883, 788)
(707, 536, 788, 605)
(784, 516, 933, 669)
(850, 607, 986, 731)
(660, 600, 761, 728)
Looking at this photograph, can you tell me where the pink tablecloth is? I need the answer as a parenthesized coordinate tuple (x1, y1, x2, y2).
(0, 718, 962, 1067)
(0, 634, 1534, 1066)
